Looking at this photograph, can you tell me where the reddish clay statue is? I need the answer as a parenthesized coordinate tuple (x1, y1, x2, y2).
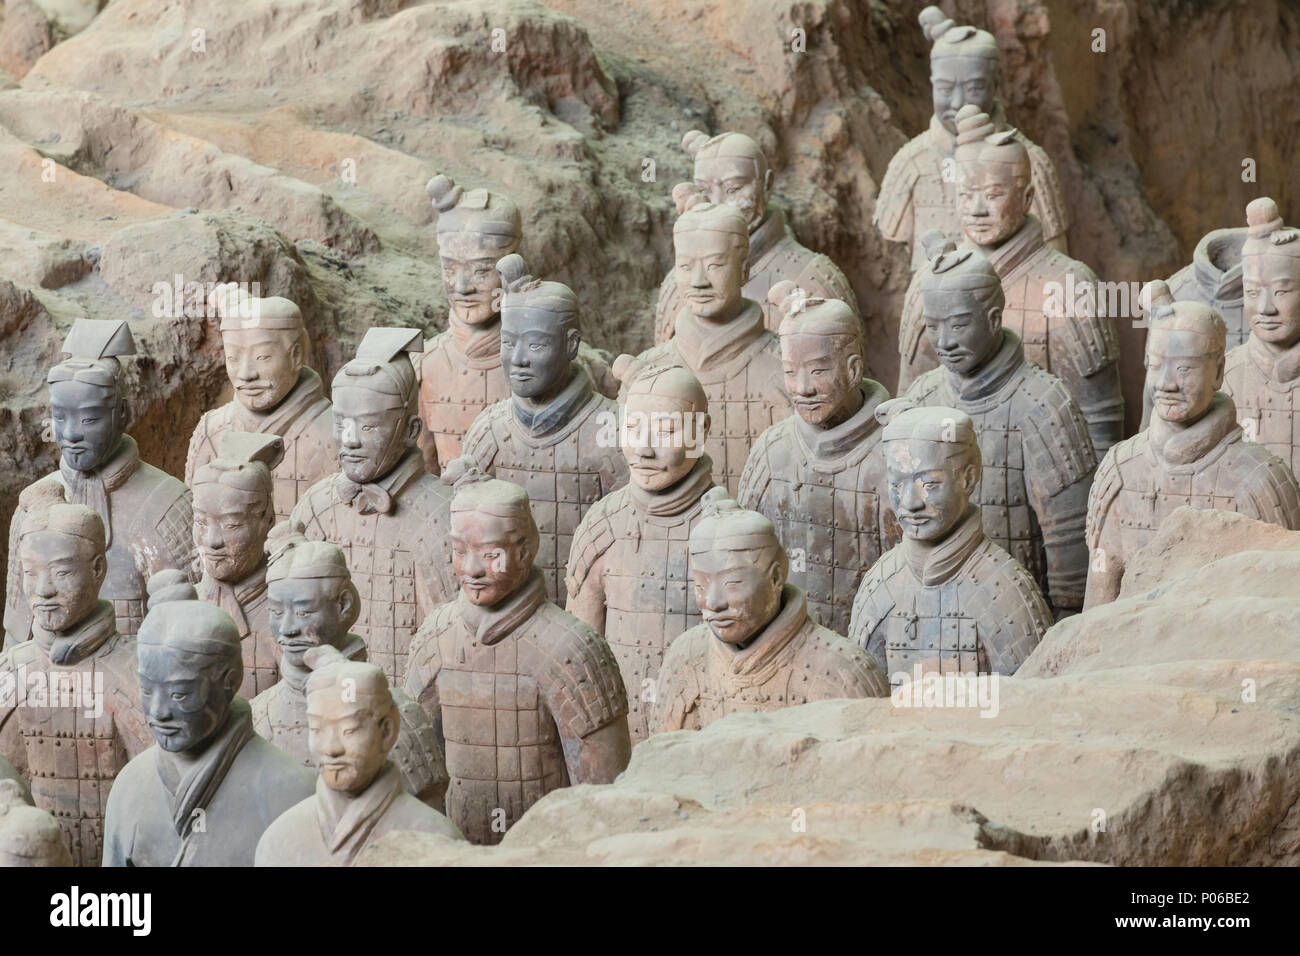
(254, 646, 463, 866)
(292, 327, 457, 684)
(5, 319, 196, 644)
(874, 5, 1070, 272)
(654, 488, 888, 732)
(462, 254, 629, 603)
(0, 501, 151, 867)
(849, 403, 1051, 682)
(1222, 198, 1300, 478)
(566, 357, 716, 743)
(193, 431, 286, 698)
(251, 523, 448, 808)
(897, 107, 1124, 456)
(404, 458, 630, 845)
(0, 779, 73, 867)
(103, 571, 314, 866)
(739, 281, 897, 635)
(417, 175, 616, 474)
(652, 130, 858, 341)
(628, 184, 793, 495)
(186, 287, 336, 522)
(1085, 280, 1300, 608)
(903, 238, 1095, 616)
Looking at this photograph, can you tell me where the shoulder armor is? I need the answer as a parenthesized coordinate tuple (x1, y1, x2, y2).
(898, 268, 927, 364)
(653, 626, 708, 732)
(847, 550, 903, 671)
(737, 420, 783, 510)
(1016, 369, 1099, 495)
(653, 270, 681, 343)
(1024, 138, 1070, 240)
(459, 403, 504, 471)
(1084, 443, 1125, 552)
(967, 541, 1052, 672)
(1238, 448, 1300, 530)
(530, 604, 628, 739)
(873, 133, 927, 241)
(577, 342, 620, 399)
(1050, 259, 1120, 376)
(565, 491, 623, 598)
(402, 602, 457, 703)
(390, 688, 449, 807)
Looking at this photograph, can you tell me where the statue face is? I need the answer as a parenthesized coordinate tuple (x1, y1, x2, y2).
(622, 394, 707, 492)
(1146, 328, 1222, 424)
(691, 546, 783, 646)
(19, 531, 104, 633)
(693, 155, 768, 231)
(193, 483, 271, 583)
(268, 577, 352, 670)
(222, 328, 301, 412)
(48, 380, 125, 473)
(674, 228, 746, 321)
(1244, 253, 1300, 350)
(957, 160, 1032, 247)
(931, 56, 998, 135)
(500, 307, 577, 402)
(450, 510, 535, 607)
(331, 386, 411, 484)
(886, 438, 977, 542)
(307, 691, 394, 795)
(922, 287, 1001, 376)
(781, 332, 863, 428)
(138, 645, 234, 753)
(440, 253, 502, 326)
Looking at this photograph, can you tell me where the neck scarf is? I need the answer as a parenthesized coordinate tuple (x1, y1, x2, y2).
(673, 299, 767, 373)
(949, 328, 1024, 403)
(315, 761, 404, 867)
(900, 504, 985, 587)
(1247, 332, 1300, 386)
(199, 561, 267, 637)
(31, 599, 117, 667)
(1148, 391, 1239, 466)
(457, 567, 547, 647)
(448, 313, 503, 368)
(628, 454, 715, 518)
(792, 381, 888, 461)
(511, 365, 593, 436)
(281, 633, 367, 696)
(59, 434, 140, 549)
(708, 584, 808, 688)
(232, 366, 327, 437)
(982, 214, 1044, 277)
(747, 207, 788, 264)
(335, 448, 422, 516)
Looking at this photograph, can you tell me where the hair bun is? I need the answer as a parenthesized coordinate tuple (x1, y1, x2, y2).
(918, 5, 954, 42)
(303, 644, 347, 672)
(612, 353, 637, 384)
(673, 182, 707, 216)
(426, 175, 463, 214)
(699, 486, 740, 519)
(1139, 279, 1176, 317)
(681, 129, 709, 157)
(495, 253, 537, 294)
(1246, 197, 1284, 238)
(265, 519, 308, 567)
(146, 569, 196, 609)
(874, 396, 918, 427)
(441, 455, 491, 490)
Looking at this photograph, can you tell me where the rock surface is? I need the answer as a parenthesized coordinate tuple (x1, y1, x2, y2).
(359, 506, 1300, 865)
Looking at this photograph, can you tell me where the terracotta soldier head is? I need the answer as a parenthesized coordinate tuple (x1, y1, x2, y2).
(192, 433, 285, 585)
(496, 253, 581, 407)
(303, 646, 399, 796)
(769, 280, 865, 429)
(878, 402, 981, 542)
(210, 286, 310, 413)
(47, 318, 134, 474)
(688, 487, 788, 646)
(672, 184, 751, 323)
(443, 457, 538, 607)
(919, 5, 1000, 136)
(1242, 198, 1300, 350)
(427, 175, 523, 327)
(680, 130, 773, 231)
(265, 524, 360, 671)
(18, 501, 106, 637)
(614, 356, 711, 492)
(1141, 280, 1227, 426)
(136, 570, 243, 753)
(954, 105, 1033, 248)
(0, 780, 73, 867)
(919, 236, 1005, 376)
(331, 328, 424, 485)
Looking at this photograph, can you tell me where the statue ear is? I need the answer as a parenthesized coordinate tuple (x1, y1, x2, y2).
(116, 394, 132, 434)
(565, 327, 581, 362)
(1214, 354, 1226, 390)
(1021, 180, 1036, 214)
(846, 351, 865, 384)
(379, 708, 400, 753)
(697, 410, 712, 445)
(336, 586, 358, 628)
(763, 167, 774, 196)
(91, 553, 107, 588)
(986, 305, 1003, 331)
(769, 555, 787, 593)
(520, 532, 539, 572)
(403, 413, 422, 447)
(961, 461, 981, 497)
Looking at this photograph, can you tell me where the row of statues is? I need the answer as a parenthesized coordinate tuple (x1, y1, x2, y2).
(2, 4, 1298, 867)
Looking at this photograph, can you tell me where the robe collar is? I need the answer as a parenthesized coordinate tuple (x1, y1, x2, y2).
(457, 567, 547, 647)
(982, 214, 1044, 278)
(946, 328, 1024, 403)
(334, 448, 423, 516)
(707, 584, 808, 688)
(1191, 228, 1246, 306)
(232, 366, 327, 437)
(747, 207, 788, 263)
(448, 313, 503, 368)
(511, 365, 593, 437)
(30, 599, 118, 667)
(900, 504, 985, 587)
(673, 298, 767, 373)
(1247, 333, 1300, 386)
(1148, 391, 1239, 466)
(59, 434, 140, 548)
(315, 761, 405, 866)
(199, 560, 267, 637)
(628, 454, 715, 518)
(793, 380, 888, 461)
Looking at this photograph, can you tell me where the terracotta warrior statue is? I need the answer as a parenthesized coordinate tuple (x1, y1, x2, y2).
(874, 5, 1069, 273)
(103, 571, 314, 866)
(849, 403, 1052, 682)
(292, 327, 457, 684)
(404, 458, 630, 845)
(1222, 199, 1300, 477)
(1085, 280, 1300, 608)
(0, 501, 151, 867)
(627, 184, 793, 495)
(0, 779, 73, 867)
(902, 238, 1095, 617)
(417, 175, 616, 475)
(254, 647, 463, 866)
(251, 524, 448, 809)
(186, 286, 336, 522)
(462, 254, 629, 603)
(654, 488, 887, 732)
(566, 357, 717, 743)
(193, 432, 285, 698)
(5, 319, 196, 645)
(897, 108, 1124, 455)
(738, 281, 897, 635)
(652, 130, 858, 341)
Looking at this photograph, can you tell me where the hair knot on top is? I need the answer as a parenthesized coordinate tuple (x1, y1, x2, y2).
(921, 231, 968, 273)
(426, 174, 464, 214)
(1140, 279, 1177, 320)
(495, 253, 542, 294)
(441, 455, 491, 490)
(699, 486, 739, 519)
(681, 129, 709, 157)
(146, 568, 197, 610)
(918, 5, 954, 42)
